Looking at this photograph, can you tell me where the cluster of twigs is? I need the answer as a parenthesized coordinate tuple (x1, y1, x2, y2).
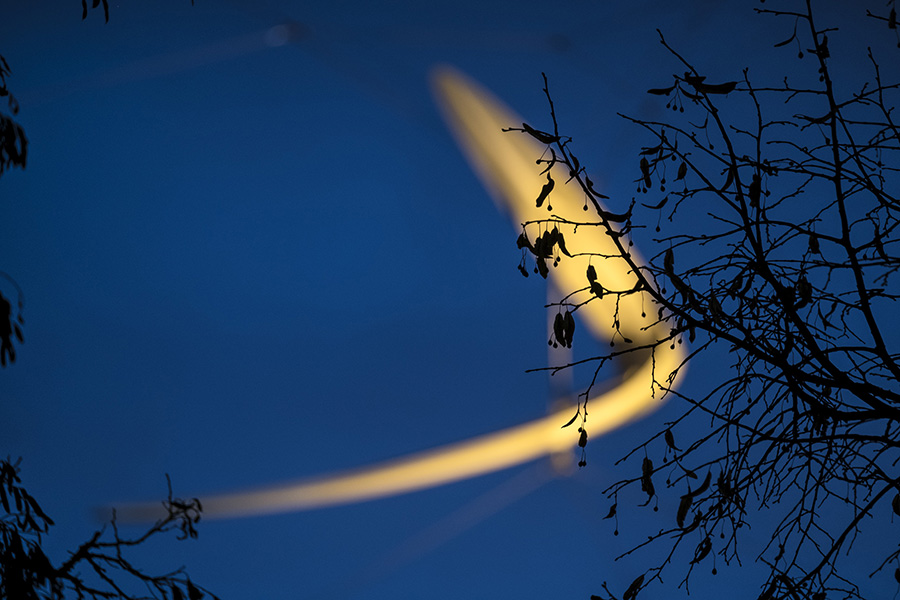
(1, 458, 215, 600)
(510, 1, 900, 598)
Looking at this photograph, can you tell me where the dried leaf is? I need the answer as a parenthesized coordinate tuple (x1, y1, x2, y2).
(601, 205, 633, 223)
(677, 494, 691, 528)
(516, 233, 532, 251)
(563, 310, 575, 348)
(187, 580, 204, 600)
(522, 122, 559, 144)
(561, 411, 579, 428)
(535, 173, 555, 208)
(664, 247, 675, 274)
(691, 537, 712, 563)
(603, 503, 617, 519)
(691, 471, 712, 497)
(641, 195, 669, 210)
(641, 457, 655, 498)
(623, 574, 644, 600)
(774, 33, 796, 48)
(647, 84, 676, 96)
(553, 312, 565, 346)
(664, 429, 679, 451)
(557, 231, 572, 257)
(721, 165, 735, 191)
(808, 233, 820, 254)
(694, 81, 737, 94)
(748, 174, 761, 207)
(640, 157, 651, 188)
(585, 175, 609, 199)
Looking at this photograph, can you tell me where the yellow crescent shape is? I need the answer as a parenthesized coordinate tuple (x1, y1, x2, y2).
(114, 67, 683, 522)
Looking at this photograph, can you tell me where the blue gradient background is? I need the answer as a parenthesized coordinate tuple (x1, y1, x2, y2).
(1, 2, 895, 599)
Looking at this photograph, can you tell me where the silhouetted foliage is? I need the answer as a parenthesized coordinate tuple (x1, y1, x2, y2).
(0, 458, 215, 600)
(512, 1, 900, 599)
(1, 3, 211, 598)
(0, 281, 24, 367)
(0, 0, 197, 369)
(0, 53, 26, 179)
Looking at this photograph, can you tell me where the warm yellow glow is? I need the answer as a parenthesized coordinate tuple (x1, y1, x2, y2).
(115, 68, 683, 522)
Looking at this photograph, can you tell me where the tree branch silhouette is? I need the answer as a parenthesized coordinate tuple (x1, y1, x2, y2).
(509, 1, 900, 598)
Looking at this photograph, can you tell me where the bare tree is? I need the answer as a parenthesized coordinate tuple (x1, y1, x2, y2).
(509, 1, 900, 598)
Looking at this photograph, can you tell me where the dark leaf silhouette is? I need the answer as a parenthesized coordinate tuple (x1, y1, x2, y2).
(561, 410, 580, 428)
(664, 429, 679, 451)
(535, 172, 555, 208)
(690, 537, 712, 564)
(603, 503, 617, 519)
(648, 85, 676, 96)
(187, 580, 204, 600)
(623, 574, 644, 600)
(521, 122, 559, 144)
(693, 81, 737, 95)
(563, 310, 575, 347)
(640, 457, 655, 500)
(676, 494, 691, 528)
(0, 459, 214, 599)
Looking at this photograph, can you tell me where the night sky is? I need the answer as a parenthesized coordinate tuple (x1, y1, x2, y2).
(2, 1, 896, 599)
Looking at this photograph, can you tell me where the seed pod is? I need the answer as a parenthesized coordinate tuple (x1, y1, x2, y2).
(553, 312, 565, 345)
(563, 310, 575, 348)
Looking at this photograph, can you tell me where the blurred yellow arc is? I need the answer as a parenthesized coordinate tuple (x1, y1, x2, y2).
(117, 68, 682, 522)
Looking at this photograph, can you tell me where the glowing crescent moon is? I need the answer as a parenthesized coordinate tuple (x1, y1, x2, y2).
(115, 68, 683, 522)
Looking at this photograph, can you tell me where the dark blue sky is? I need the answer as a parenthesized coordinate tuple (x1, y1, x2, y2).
(2, 1, 896, 599)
